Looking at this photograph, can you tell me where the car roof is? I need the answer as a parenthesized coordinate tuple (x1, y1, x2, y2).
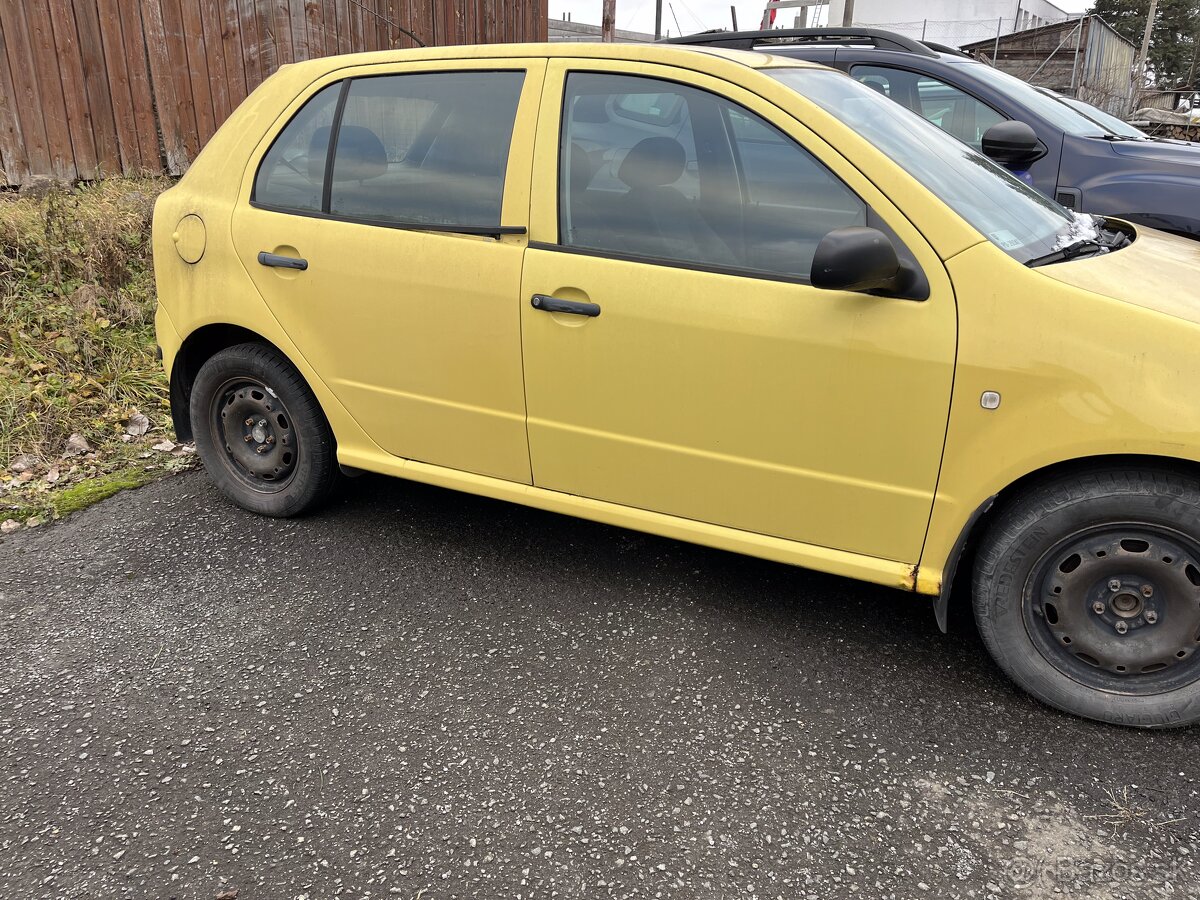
(273, 41, 826, 78)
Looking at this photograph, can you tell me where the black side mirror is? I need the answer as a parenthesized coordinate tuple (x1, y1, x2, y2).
(981, 120, 1045, 168)
(811, 226, 910, 296)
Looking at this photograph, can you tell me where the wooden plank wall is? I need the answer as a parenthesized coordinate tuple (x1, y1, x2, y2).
(0, 0, 547, 185)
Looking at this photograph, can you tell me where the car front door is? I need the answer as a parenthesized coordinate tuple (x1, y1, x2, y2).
(231, 60, 545, 483)
(519, 61, 957, 563)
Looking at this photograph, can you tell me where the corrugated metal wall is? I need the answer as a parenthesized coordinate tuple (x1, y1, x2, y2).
(0, 0, 546, 186)
(1077, 16, 1136, 116)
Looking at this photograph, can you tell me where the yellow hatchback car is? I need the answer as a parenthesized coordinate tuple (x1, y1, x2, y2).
(154, 43, 1200, 728)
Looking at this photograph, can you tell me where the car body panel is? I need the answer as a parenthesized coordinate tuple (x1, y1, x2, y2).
(920, 227, 1200, 589)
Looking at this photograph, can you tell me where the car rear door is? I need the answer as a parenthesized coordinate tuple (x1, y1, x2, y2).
(230, 59, 545, 484)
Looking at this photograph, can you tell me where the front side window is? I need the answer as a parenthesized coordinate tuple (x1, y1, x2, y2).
(254, 71, 525, 229)
(559, 72, 865, 280)
(851, 65, 1005, 150)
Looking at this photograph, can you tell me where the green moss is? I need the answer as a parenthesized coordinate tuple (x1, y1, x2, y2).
(50, 467, 155, 517)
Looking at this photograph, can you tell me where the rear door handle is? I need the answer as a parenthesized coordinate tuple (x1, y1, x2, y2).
(531, 294, 600, 317)
(258, 251, 308, 271)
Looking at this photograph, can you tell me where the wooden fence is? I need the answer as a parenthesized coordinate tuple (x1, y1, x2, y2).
(0, 0, 546, 186)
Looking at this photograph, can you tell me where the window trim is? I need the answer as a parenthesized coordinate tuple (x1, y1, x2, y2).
(246, 201, 527, 238)
(250, 68, 530, 239)
(321, 78, 352, 214)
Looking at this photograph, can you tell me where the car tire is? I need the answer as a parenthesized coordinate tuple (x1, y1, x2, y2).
(972, 466, 1200, 728)
(190, 342, 337, 517)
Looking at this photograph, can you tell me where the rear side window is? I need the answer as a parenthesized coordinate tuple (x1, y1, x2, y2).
(253, 71, 525, 230)
(253, 84, 341, 212)
(330, 72, 524, 227)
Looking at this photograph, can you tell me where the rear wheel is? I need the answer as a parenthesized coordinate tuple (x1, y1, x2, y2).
(972, 467, 1200, 728)
(190, 343, 337, 517)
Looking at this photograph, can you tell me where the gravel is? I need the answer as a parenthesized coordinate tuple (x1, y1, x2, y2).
(1, 469, 1197, 899)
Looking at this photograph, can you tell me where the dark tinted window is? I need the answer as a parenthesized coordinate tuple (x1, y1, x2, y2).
(851, 65, 1005, 150)
(254, 83, 341, 212)
(560, 72, 865, 280)
(329, 71, 525, 227)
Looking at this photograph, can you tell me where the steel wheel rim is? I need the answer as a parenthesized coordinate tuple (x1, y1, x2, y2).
(1024, 524, 1200, 695)
(210, 377, 298, 493)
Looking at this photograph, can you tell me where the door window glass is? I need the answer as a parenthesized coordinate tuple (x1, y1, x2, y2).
(253, 83, 341, 212)
(850, 65, 1005, 149)
(330, 71, 525, 226)
(559, 72, 865, 280)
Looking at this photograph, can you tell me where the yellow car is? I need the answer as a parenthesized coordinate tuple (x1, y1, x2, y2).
(153, 43, 1200, 729)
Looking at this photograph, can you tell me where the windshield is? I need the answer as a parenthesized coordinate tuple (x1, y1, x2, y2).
(1059, 95, 1148, 138)
(768, 68, 1074, 264)
(960, 63, 1108, 136)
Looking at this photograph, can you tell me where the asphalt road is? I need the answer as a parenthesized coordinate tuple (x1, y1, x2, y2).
(1, 469, 1197, 900)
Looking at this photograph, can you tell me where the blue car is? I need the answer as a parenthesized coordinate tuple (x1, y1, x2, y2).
(668, 28, 1200, 238)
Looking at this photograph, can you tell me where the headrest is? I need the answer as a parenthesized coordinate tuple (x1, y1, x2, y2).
(569, 142, 594, 193)
(617, 137, 686, 189)
(309, 125, 388, 183)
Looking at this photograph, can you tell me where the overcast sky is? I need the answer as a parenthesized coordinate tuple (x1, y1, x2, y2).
(549, 0, 1090, 37)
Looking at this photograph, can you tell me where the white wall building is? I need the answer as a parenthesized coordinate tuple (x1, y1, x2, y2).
(825, 0, 1070, 49)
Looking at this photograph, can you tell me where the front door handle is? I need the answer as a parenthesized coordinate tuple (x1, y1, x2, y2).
(531, 294, 600, 317)
(258, 251, 308, 271)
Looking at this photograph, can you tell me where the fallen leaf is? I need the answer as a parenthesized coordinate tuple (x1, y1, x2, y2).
(214, 889, 239, 900)
(152, 439, 176, 452)
(17, 471, 34, 483)
(45, 467, 60, 484)
(10, 454, 39, 474)
(64, 433, 91, 456)
(125, 411, 150, 436)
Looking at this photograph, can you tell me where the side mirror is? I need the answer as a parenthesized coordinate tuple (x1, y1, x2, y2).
(981, 120, 1045, 169)
(811, 226, 903, 295)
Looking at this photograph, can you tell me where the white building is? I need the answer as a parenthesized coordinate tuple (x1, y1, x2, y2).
(825, 0, 1070, 49)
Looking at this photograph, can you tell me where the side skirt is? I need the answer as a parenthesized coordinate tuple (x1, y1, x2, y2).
(338, 447, 922, 594)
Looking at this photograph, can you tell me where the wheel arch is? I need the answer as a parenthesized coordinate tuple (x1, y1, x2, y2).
(170, 324, 297, 442)
(932, 453, 1200, 633)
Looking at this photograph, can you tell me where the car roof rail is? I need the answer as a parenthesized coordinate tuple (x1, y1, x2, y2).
(921, 40, 970, 57)
(661, 27, 939, 58)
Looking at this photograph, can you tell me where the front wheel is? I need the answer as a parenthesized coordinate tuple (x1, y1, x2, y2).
(973, 468, 1200, 728)
(190, 343, 338, 517)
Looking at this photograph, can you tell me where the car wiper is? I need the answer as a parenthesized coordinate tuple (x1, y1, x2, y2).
(1026, 240, 1109, 267)
(1027, 225, 1131, 268)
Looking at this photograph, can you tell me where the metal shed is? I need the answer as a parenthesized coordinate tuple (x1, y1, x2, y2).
(960, 15, 1136, 117)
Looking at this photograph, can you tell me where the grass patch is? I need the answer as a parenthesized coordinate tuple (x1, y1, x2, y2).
(0, 177, 190, 529)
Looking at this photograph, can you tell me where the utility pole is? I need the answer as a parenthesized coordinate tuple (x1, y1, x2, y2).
(602, 0, 616, 42)
(841, 0, 854, 27)
(655, 0, 663, 39)
(1131, 0, 1160, 114)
